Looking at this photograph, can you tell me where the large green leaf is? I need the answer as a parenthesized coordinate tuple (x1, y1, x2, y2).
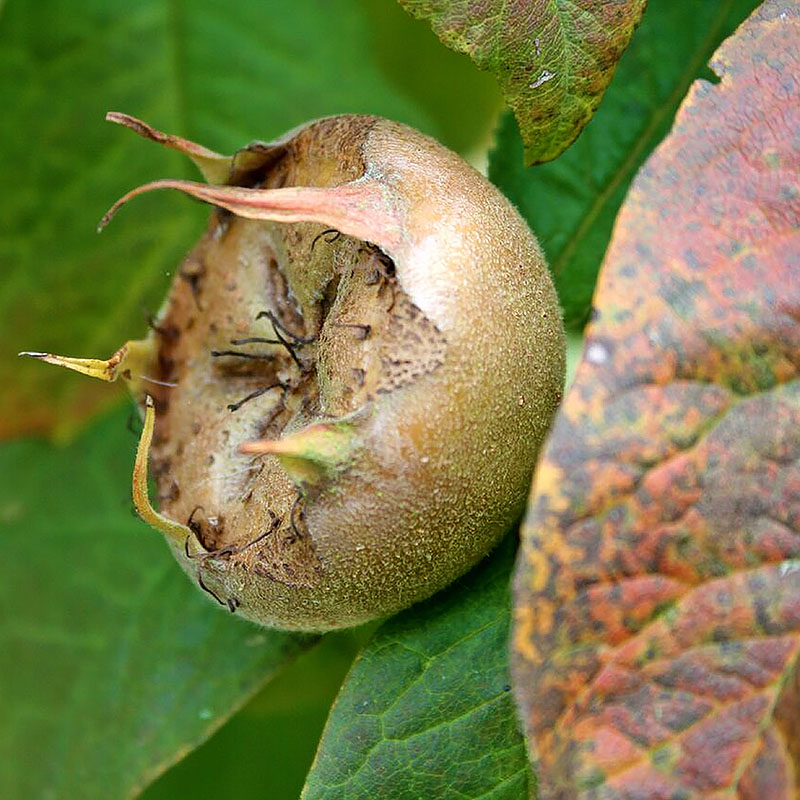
(399, 0, 646, 165)
(302, 536, 529, 800)
(0, 0, 499, 440)
(489, 0, 761, 330)
(0, 407, 311, 799)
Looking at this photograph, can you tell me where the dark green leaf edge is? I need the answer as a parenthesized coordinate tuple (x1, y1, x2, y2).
(301, 536, 529, 800)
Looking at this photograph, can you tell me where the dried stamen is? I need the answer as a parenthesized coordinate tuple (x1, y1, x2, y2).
(255, 310, 314, 372)
(228, 382, 287, 413)
(311, 228, 342, 251)
(255, 310, 316, 344)
(211, 349, 276, 361)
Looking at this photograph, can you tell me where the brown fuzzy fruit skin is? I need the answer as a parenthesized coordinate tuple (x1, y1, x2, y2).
(77, 115, 565, 631)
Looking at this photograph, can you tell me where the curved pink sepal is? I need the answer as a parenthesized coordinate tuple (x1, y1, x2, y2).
(99, 178, 403, 252)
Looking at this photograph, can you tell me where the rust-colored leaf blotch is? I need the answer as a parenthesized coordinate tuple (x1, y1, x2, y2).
(512, 1, 800, 798)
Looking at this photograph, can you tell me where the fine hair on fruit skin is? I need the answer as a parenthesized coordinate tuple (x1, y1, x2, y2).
(23, 112, 565, 631)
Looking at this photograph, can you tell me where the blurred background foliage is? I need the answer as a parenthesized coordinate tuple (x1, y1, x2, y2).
(0, 0, 501, 441)
(141, 632, 367, 800)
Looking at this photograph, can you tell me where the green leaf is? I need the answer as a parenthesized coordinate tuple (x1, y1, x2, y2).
(142, 631, 366, 800)
(302, 536, 528, 800)
(399, 0, 646, 165)
(489, 0, 762, 329)
(0, 0, 499, 440)
(0, 407, 311, 800)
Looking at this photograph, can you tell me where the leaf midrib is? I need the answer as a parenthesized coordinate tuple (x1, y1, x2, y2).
(550, 0, 735, 279)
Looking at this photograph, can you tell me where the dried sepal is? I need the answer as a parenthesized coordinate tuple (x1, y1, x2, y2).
(241, 420, 357, 490)
(19, 338, 157, 403)
(98, 177, 402, 253)
(133, 396, 205, 555)
(106, 112, 232, 185)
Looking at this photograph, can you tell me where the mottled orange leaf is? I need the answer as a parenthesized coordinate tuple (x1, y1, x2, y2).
(512, 1, 800, 798)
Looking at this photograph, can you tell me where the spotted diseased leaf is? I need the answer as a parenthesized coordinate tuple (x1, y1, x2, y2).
(512, 1, 800, 798)
(398, 0, 646, 164)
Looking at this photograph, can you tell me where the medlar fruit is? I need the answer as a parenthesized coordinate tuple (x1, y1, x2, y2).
(25, 113, 564, 630)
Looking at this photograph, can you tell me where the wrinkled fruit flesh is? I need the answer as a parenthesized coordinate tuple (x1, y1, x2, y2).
(29, 114, 565, 630)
